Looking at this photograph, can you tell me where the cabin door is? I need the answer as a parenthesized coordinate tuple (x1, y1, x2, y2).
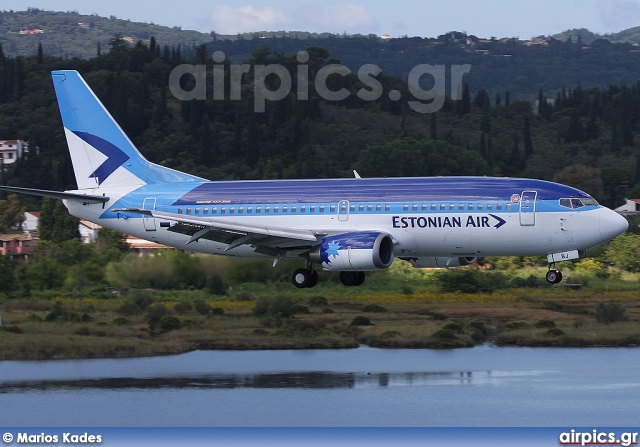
(143, 198, 157, 231)
(519, 191, 537, 226)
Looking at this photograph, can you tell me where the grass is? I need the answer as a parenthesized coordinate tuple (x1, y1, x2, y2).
(2, 276, 640, 360)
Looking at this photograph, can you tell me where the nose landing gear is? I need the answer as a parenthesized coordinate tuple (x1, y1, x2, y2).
(546, 267, 563, 284)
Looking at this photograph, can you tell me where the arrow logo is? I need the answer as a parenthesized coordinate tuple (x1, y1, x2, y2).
(489, 214, 506, 229)
(74, 131, 130, 185)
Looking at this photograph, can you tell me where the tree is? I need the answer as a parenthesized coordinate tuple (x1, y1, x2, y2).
(553, 165, 604, 203)
(38, 198, 80, 242)
(0, 194, 25, 233)
(606, 233, 640, 272)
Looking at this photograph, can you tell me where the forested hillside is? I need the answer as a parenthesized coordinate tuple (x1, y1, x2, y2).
(1, 35, 640, 209)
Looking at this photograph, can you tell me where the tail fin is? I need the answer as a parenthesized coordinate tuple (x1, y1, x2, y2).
(51, 70, 203, 189)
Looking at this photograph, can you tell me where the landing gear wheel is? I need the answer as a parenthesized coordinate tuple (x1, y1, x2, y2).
(292, 268, 319, 288)
(339, 271, 366, 286)
(546, 269, 563, 284)
(308, 269, 319, 288)
(292, 268, 310, 288)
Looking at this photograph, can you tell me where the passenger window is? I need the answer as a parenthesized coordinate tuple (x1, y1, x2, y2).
(265, 206, 270, 213)
(497, 203, 502, 210)
(212, 208, 217, 214)
(274, 206, 279, 213)
(301, 206, 306, 213)
(359, 205, 364, 212)
(367, 205, 373, 212)
(238, 207, 243, 214)
(256, 207, 261, 214)
(186, 208, 191, 215)
(247, 207, 252, 214)
(403, 204, 409, 211)
(412, 204, 418, 211)
(422, 204, 427, 211)
(292, 206, 297, 213)
(458, 204, 464, 211)
(376, 205, 381, 212)
(229, 207, 235, 214)
(477, 204, 483, 210)
(310, 206, 316, 212)
(506, 204, 512, 211)
(440, 204, 445, 211)
(203, 208, 209, 215)
(330, 205, 336, 212)
(195, 208, 200, 215)
(468, 204, 474, 210)
(385, 204, 390, 211)
(431, 204, 436, 211)
(321, 206, 326, 212)
(282, 206, 288, 213)
(178, 208, 183, 214)
(221, 208, 226, 214)
(487, 203, 492, 210)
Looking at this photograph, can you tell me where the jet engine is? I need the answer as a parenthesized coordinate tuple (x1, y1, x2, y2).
(404, 256, 477, 268)
(309, 232, 394, 271)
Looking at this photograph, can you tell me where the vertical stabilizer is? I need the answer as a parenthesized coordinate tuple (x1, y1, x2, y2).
(51, 70, 202, 189)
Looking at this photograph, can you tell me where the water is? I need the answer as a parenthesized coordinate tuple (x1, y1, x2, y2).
(1, 346, 639, 426)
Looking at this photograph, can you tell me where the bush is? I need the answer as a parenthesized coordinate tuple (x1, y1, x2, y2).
(158, 315, 181, 332)
(442, 322, 465, 334)
(253, 296, 294, 318)
(546, 328, 565, 336)
(432, 328, 456, 339)
(174, 301, 192, 315)
(437, 269, 504, 293)
(207, 273, 227, 295)
(193, 299, 211, 315)
(362, 304, 388, 313)
(595, 300, 630, 324)
(74, 326, 91, 336)
(146, 303, 171, 321)
(112, 317, 130, 325)
(503, 321, 529, 330)
(308, 296, 328, 307)
(117, 303, 141, 316)
(350, 316, 372, 326)
(210, 307, 225, 316)
(534, 320, 556, 329)
(1, 325, 23, 334)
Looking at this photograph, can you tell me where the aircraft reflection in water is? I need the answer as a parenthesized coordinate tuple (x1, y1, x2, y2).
(0, 370, 543, 392)
(0, 70, 628, 288)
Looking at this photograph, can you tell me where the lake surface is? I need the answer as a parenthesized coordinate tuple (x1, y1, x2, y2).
(1, 345, 639, 426)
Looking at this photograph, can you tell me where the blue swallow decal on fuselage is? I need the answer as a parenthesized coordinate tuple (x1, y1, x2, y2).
(74, 131, 130, 185)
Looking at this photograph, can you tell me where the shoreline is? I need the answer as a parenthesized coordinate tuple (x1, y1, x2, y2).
(1, 289, 639, 361)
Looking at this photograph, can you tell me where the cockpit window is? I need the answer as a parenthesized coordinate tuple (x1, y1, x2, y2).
(559, 197, 599, 209)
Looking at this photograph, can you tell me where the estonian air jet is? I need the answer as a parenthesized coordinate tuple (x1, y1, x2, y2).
(0, 71, 629, 288)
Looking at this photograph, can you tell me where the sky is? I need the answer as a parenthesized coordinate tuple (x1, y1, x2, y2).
(4, 0, 640, 39)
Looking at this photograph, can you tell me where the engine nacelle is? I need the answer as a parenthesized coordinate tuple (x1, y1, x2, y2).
(404, 256, 477, 268)
(309, 232, 394, 271)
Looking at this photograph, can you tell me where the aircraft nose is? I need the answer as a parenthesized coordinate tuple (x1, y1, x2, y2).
(599, 208, 628, 243)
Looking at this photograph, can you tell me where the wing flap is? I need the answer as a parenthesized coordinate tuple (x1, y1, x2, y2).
(114, 208, 320, 248)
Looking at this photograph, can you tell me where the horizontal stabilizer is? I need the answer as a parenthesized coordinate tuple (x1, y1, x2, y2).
(0, 186, 109, 204)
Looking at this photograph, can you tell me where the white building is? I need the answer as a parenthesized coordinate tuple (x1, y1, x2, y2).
(614, 198, 640, 215)
(0, 140, 28, 164)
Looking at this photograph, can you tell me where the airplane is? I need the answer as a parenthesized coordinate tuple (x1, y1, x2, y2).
(0, 70, 629, 288)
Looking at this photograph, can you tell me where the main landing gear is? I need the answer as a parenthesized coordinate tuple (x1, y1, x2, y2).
(339, 271, 366, 287)
(292, 260, 319, 289)
(546, 266, 563, 284)
(290, 261, 367, 288)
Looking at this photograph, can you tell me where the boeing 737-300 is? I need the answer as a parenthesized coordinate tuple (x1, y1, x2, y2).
(0, 71, 629, 288)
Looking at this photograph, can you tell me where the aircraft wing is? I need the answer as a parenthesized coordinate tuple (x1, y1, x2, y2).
(114, 208, 323, 255)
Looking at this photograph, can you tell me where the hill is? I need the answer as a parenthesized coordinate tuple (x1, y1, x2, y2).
(0, 8, 214, 59)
